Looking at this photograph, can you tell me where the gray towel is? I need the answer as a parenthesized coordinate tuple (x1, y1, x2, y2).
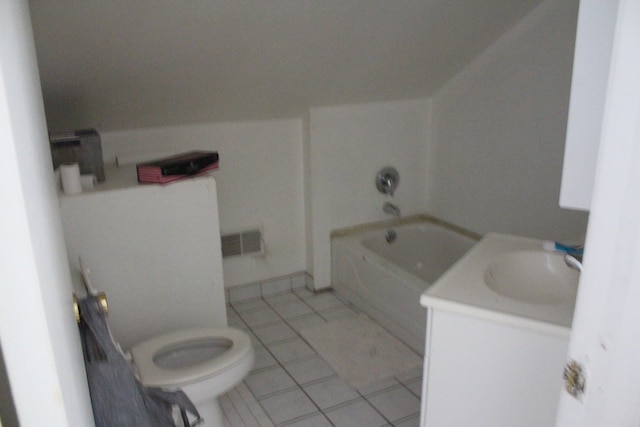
(78, 295, 202, 427)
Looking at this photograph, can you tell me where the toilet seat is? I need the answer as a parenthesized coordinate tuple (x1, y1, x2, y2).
(131, 327, 252, 388)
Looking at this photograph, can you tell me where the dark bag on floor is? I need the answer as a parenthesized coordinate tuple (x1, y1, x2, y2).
(78, 295, 202, 427)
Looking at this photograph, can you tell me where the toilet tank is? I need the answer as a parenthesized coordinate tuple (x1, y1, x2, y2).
(59, 165, 227, 349)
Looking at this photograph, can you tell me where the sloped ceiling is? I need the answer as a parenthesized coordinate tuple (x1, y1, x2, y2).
(29, 0, 544, 131)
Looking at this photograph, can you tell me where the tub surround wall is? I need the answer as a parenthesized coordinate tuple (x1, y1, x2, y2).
(308, 99, 431, 289)
(427, 0, 589, 241)
(101, 118, 306, 288)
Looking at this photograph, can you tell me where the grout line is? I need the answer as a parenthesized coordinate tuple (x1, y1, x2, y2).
(309, 394, 363, 414)
(360, 382, 405, 399)
(322, 397, 393, 427)
(280, 352, 321, 366)
(251, 384, 300, 402)
(229, 289, 420, 427)
(399, 377, 423, 400)
(291, 371, 340, 388)
(279, 411, 335, 427)
(241, 292, 339, 424)
(393, 413, 421, 426)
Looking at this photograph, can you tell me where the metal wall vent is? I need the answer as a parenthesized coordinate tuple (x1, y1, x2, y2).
(221, 229, 263, 258)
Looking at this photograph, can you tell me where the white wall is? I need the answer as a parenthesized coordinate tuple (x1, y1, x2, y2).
(308, 99, 431, 289)
(91, 0, 589, 293)
(0, 1, 94, 425)
(100, 100, 432, 291)
(427, 0, 589, 242)
(101, 118, 306, 287)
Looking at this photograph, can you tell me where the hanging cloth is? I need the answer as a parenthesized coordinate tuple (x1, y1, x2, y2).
(78, 295, 202, 427)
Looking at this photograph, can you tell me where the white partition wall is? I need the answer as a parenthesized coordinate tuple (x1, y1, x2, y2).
(100, 119, 307, 289)
(59, 168, 226, 350)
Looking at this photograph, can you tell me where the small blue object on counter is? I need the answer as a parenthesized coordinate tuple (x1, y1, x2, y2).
(543, 240, 584, 256)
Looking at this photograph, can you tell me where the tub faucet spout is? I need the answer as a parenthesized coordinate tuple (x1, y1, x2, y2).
(564, 254, 583, 272)
(383, 202, 401, 218)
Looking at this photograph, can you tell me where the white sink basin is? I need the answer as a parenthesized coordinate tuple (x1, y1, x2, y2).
(421, 233, 581, 335)
(484, 251, 579, 304)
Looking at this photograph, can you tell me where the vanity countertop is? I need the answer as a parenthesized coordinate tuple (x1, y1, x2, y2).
(420, 233, 578, 337)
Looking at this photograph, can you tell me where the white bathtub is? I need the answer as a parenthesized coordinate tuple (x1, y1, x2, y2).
(331, 216, 479, 353)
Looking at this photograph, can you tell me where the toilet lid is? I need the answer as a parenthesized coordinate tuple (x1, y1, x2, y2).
(130, 327, 252, 388)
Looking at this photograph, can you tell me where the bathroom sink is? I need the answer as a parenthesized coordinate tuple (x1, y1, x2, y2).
(421, 233, 581, 335)
(484, 251, 579, 304)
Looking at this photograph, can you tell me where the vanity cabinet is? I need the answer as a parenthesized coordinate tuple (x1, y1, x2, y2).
(419, 233, 575, 426)
(420, 309, 568, 427)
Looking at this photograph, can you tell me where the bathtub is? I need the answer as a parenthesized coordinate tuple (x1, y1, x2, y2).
(331, 215, 479, 354)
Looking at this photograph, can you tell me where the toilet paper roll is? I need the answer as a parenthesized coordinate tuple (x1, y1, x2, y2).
(60, 163, 82, 195)
(80, 174, 96, 190)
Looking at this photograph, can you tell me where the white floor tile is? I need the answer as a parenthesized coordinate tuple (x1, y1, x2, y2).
(228, 314, 247, 330)
(290, 274, 308, 290)
(325, 400, 388, 427)
(252, 322, 297, 345)
(281, 412, 333, 427)
(319, 305, 358, 322)
(261, 277, 292, 296)
(303, 293, 345, 311)
(238, 307, 281, 328)
(271, 300, 314, 319)
(292, 287, 314, 298)
(303, 377, 360, 410)
(283, 356, 336, 385)
(263, 292, 300, 306)
(233, 298, 271, 313)
(251, 346, 278, 372)
(395, 366, 423, 383)
(224, 287, 427, 427)
(366, 386, 420, 422)
(259, 389, 317, 425)
(286, 313, 327, 333)
(245, 330, 263, 348)
(229, 285, 261, 304)
(356, 376, 400, 396)
(404, 378, 422, 398)
(245, 366, 296, 398)
(220, 383, 274, 427)
(393, 414, 420, 427)
(267, 337, 315, 364)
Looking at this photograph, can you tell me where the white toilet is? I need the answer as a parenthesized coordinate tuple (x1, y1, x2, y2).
(130, 327, 254, 427)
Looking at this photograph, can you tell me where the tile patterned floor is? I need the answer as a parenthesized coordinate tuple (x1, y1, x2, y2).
(222, 287, 423, 427)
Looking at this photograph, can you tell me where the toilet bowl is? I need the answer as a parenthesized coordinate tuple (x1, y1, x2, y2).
(130, 327, 254, 427)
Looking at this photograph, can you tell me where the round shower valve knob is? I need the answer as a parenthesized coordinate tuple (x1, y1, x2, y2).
(376, 167, 400, 196)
